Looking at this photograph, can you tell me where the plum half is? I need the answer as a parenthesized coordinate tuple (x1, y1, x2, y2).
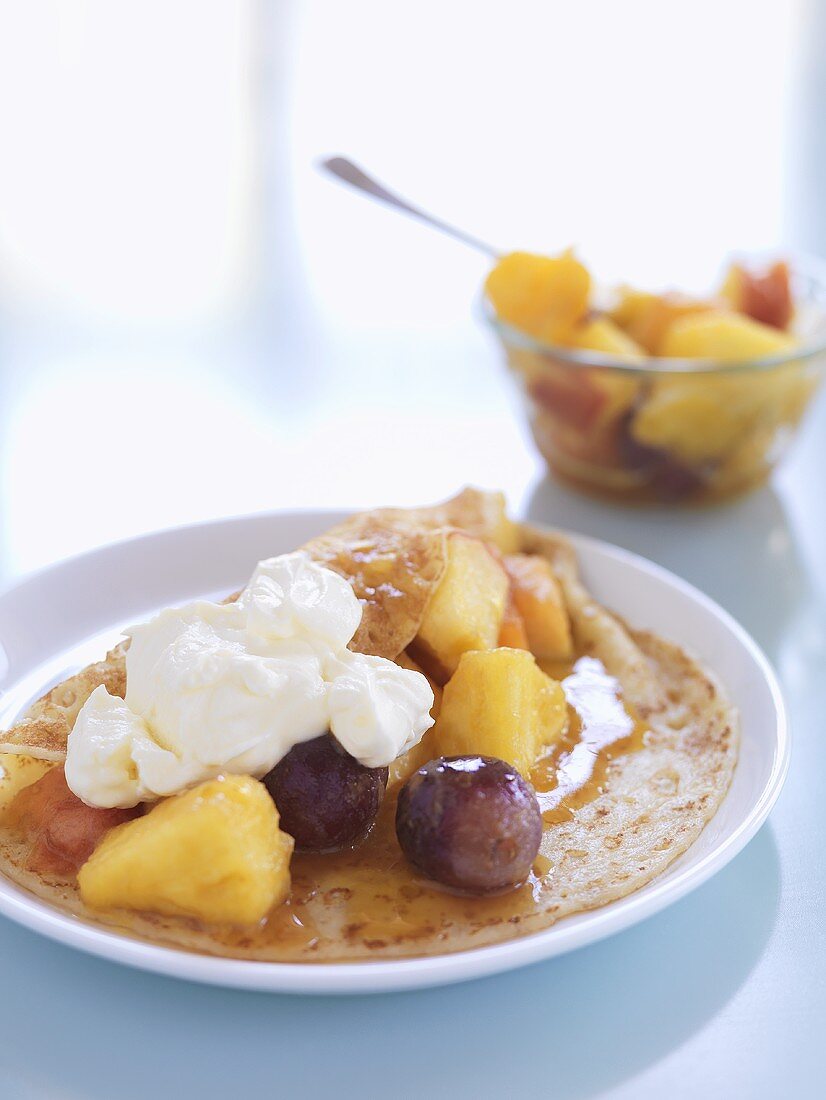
(263, 733, 388, 852)
(395, 755, 542, 894)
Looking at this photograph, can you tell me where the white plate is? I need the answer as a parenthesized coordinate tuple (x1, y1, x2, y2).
(0, 512, 788, 994)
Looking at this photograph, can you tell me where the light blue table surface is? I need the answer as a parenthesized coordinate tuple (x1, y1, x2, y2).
(0, 390, 823, 1099)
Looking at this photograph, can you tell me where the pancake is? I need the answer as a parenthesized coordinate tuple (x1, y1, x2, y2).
(0, 643, 128, 762)
(0, 491, 738, 961)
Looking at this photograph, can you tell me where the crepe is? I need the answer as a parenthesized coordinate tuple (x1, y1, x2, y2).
(0, 644, 128, 762)
(0, 490, 738, 961)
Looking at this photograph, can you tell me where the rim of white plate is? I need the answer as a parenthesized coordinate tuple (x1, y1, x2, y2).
(0, 511, 789, 995)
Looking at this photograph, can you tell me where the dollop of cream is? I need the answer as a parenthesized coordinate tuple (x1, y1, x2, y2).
(65, 553, 435, 808)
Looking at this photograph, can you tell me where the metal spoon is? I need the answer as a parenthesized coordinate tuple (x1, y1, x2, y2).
(318, 156, 500, 258)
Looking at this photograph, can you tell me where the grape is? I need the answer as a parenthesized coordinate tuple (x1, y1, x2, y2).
(263, 733, 388, 852)
(395, 756, 542, 894)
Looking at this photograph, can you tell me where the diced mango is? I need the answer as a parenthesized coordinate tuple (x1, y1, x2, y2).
(485, 250, 591, 343)
(629, 360, 814, 467)
(78, 775, 293, 925)
(432, 648, 567, 776)
(610, 288, 711, 354)
(0, 753, 54, 815)
(659, 310, 796, 361)
(567, 316, 646, 361)
(415, 534, 509, 680)
(629, 377, 747, 464)
(629, 314, 800, 465)
(504, 554, 573, 660)
(557, 318, 646, 433)
(498, 589, 530, 649)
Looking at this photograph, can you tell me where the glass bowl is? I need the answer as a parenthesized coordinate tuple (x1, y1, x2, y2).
(483, 255, 826, 505)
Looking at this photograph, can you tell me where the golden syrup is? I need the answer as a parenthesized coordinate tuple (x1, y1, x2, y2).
(533, 656, 647, 825)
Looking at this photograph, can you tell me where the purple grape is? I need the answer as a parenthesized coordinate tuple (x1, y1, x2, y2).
(263, 733, 387, 852)
(396, 756, 542, 893)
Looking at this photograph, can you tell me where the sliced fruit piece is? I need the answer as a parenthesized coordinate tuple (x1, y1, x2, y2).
(529, 362, 640, 440)
(529, 365, 608, 433)
(485, 249, 591, 343)
(610, 288, 712, 354)
(414, 533, 509, 680)
(567, 316, 646, 361)
(4, 766, 137, 876)
(720, 260, 793, 330)
(629, 376, 752, 465)
(632, 314, 801, 465)
(504, 554, 574, 660)
(498, 588, 530, 649)
(432, 648, 567, 775)
(562, 318, 645, 431)
(78, 775, 293, 925)
(659, 310, 795, 361)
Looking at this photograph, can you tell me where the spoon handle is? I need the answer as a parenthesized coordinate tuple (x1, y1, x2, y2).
(319, 156, 499, 258)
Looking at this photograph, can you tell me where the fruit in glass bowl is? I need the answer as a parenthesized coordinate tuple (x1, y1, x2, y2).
(483, 251, 826, 504)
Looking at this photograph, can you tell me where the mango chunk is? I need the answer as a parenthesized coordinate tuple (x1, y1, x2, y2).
(567, 316, 646, 361)
(78, 775, 293, 925)
(610, 288, 711, 354)
(659, 310, 795, 361)
(432, 648, 567, 776)
(485, 250, 591, 343)
(504, 554, 573, 660)
(632, 354, 816, 467)
(630, 314, 800, 465)
(630, 380, 746, 464)
(498, 589, 530, 649)
(415, 533, 509, 680)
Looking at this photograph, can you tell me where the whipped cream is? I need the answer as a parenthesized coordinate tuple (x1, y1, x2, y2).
(65, 553, 435, 808)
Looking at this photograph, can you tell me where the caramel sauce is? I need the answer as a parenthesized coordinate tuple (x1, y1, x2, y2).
(534, 656, 648, 826)
(531, 717, 647, 826)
